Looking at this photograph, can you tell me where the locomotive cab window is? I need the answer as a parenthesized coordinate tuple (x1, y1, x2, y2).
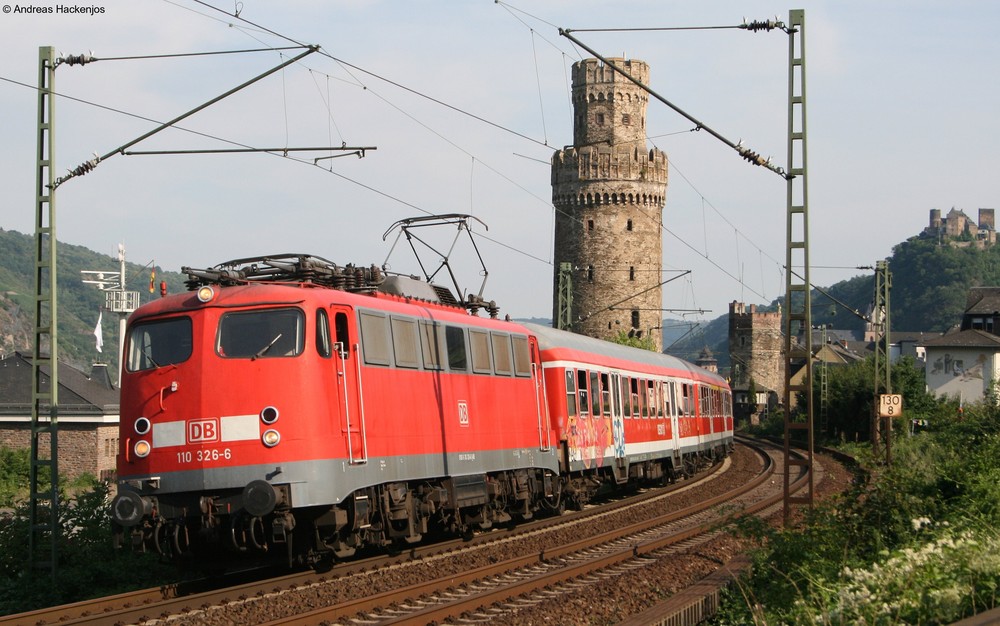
(335, 311, 350, 358)
(316, 309, 332, 358)
(218, 308, 304, 359)
(127, 317, 193, 372)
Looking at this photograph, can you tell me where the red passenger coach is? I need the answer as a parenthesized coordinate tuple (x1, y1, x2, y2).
(526, 324, 733, 506)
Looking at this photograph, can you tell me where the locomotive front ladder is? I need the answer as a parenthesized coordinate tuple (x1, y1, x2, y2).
(335, 341, 368, 464)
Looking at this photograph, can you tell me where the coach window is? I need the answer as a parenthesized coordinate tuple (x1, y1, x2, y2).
(419, 321, 442, 370)
(316, 309, 332, 358)
(600, 373, 611, 415)
(621, 377, 631, 418)
(218, 308, 303, 359)
(446, 326, 467, 371)
(491, 332, 513, 376)
(590, 371, 601, 416)
(640, 380, 650, 418)
(577, 370, 590, 416)
(663, 382, 674, 417)
(359, 311, 391, 366)
(127, 317, 192, 371)
(565, 370, 578, 418)
(470, 329, 493, 374)
(512, 335, 532, 377)
(630, 379, 640, 418)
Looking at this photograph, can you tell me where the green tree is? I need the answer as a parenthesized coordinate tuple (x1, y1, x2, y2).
(609, 329, 657, 352)
(808, 356, 948, 444)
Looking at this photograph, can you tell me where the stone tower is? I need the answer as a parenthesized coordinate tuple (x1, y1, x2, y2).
(728, 301, 784, 399)
(551, 57, 669, 351)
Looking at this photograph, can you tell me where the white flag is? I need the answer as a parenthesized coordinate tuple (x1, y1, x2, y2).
(94, 311, 103, 353)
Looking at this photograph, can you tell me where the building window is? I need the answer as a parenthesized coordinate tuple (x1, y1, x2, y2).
(588, 219, 594, 231)
(631, 310, 640, 329)
(622, 113, 631, 125)
(587, 265, 594, 282)
(596, 112, 605, 126)
(626, 219, 633, 231)
(629, 266, 635, 281)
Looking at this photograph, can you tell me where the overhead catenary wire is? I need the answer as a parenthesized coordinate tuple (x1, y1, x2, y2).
(25, 2, 817, 314)
(175, 0, 785, 307)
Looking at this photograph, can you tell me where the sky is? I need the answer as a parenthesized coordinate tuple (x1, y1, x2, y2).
(1, 1, 997, 331)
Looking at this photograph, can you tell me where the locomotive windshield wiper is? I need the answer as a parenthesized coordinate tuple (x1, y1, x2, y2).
(143, 347, 161, 369)
(253, 333, 282, 360)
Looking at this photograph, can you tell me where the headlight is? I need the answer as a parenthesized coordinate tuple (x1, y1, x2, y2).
(134, 417, 151, 435)
(196, 285, 215, 303)
(260, 406, 279, 424)
(262, 429, 281, 447)
(134, 440, 151, 458)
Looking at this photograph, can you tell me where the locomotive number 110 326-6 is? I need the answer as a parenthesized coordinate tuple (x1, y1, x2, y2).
(177, 448, 233, 463)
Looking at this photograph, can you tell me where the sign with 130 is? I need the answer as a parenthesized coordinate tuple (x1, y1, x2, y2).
(879, 394, 903, 418)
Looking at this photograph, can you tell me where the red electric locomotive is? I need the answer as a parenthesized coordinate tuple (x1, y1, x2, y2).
(111, 253, 732, 566)
(112, 254, 561, 564)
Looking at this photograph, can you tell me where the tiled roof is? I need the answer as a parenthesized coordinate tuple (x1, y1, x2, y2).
(0, 352, 118, 413)
(919, 329, 1000, 349)
(964, 287, 1000, 315)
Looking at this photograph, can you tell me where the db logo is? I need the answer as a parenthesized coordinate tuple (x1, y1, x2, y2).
(188, 419, 219, 443)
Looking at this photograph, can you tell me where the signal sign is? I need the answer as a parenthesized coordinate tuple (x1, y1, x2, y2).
(879, 394, 903, 418)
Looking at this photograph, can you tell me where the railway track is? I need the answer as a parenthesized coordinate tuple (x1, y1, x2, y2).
(0, 440, 785, 626)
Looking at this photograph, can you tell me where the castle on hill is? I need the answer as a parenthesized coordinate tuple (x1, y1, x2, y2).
(924, 208, 996, 248)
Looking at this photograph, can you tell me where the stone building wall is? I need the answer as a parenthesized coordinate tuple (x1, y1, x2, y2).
(0, 422, 118, 481)
(728, 301, 785, 398)
(551, 58, 668, 350)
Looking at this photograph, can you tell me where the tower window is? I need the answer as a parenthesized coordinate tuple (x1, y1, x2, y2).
(629, 266, 635, 281)
(631, 310, 640, 329)
(587, 265, 594, 282)
(596, 113, 605, 126)
(626, 219, 633, 231)
(622, 113, 631, 125)
(588, 219, 594, 231)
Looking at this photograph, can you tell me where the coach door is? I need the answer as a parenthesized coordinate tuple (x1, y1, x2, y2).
(331, 306, 367, 464)
(669, 382, 681, 452)
(609, 372, 628, 483)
